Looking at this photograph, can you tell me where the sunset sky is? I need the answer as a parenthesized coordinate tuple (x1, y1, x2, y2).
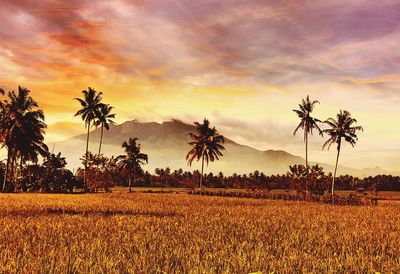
(1, 0, 400, 170)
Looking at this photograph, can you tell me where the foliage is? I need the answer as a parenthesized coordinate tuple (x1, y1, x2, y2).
(292, 95, 323, 166)
(20, 152, 82, 193)
(186, 118, 225, 188)
(0, 86, 48, 192)
(74, 87, 105, 187)
(323, 110, 363, 195)
(79, 152, 121, 192)
(74, 87, 104, 126)
(117, 138, 148, 192)
(287, 164, 327, 195)
(94, 104, 116, 155)
(141, 167, 400, 192)
(188, 189, 370, 206)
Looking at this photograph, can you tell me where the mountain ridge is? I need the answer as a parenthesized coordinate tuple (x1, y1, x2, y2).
(57, 119, 397, 177)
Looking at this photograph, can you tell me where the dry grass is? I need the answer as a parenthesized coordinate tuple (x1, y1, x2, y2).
(0, 193, 399, 273)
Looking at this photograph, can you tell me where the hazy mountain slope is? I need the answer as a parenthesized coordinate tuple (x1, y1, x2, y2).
(55, 119, 395, 176)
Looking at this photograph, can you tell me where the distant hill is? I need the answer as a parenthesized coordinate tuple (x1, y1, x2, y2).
(55, 119, 397, 177)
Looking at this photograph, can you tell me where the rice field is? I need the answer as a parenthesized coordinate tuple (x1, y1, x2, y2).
(0, 193, 399, 273)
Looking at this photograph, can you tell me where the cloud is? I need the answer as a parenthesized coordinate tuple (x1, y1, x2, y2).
(1, 0, 400, 170)
(1, 0, 399, 86)
(211, 112, 304, 150)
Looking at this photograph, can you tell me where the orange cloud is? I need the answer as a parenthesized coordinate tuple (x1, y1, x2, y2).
(49, 33, 99, 47)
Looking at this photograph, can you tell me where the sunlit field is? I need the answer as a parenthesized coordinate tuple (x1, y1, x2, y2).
(0, 193, 399, 273)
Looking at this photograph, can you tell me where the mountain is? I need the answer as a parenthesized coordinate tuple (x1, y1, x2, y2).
(54, 119, 394, 177)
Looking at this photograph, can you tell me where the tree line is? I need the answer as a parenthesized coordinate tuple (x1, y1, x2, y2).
(139, 166, 400, 192)
(1, 86, 397, 194)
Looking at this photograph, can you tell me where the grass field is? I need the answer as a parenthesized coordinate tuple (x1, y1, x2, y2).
(0, 193, 399, 273)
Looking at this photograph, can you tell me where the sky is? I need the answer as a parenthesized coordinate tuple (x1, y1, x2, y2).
(0, 0, 400, 171)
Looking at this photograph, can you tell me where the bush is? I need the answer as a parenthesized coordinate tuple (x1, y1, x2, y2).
(188, 189, 370, 206)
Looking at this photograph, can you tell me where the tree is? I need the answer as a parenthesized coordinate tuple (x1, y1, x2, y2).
(186, 118, 225, 189)
(0, 88, 6, 187)
(74, 87, 104, 187)
(1, 86, 48, 192)
(40, 152, 77, 193)
(94, 104, 116, 155)
(117, 138, 148, 192)
(323, 110, 363, 195)
(293, 95, 323, 167)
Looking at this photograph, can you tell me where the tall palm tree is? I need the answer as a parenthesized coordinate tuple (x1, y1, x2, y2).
(1, 86, 48, 192)
(74, 87, 103, 186)
(186, 118, 225, 189)
(0, 88, 6, 190)
(94, 104, 115, 155)
(322, 110, 363, 195)
(293, 95, 323, 167)
(0, 87, 5, 146)
(117, 137, 148, 192)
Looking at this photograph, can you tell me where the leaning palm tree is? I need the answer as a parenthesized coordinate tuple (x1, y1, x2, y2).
(186, 118, 225, 189)
(293, 95, 323, 167)
(322, 110, 363, 195)
(74, 87, 104, 186)
(94, 104, 116, 155)
(117, 138, 148, 192)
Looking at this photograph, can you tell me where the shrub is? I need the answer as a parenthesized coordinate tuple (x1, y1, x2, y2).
(188, 189, 370, 206)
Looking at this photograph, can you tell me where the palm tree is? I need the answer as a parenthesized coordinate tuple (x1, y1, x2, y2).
(1, 86, 48, 192)
(293, 95, 323, 167)
(0, 87, 6, 148)
(94, 104, 115, 155)
(0, 88, 6, 190)
(323, 110, 363, 195)
(186, 118, 225, 189)
(117, 137, 148, 192)
(74, 87, 103, 186)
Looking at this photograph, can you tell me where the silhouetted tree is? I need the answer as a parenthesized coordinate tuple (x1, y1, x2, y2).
(39, 152, 78, 193)
(94, 104, 115, 155)
(1, 86, 48, 192)
(117, 138, 148, 192)
(186, 118, 225, 189)
(323, 110, 363, 195)
(74, 87, 104, 187)
(293, 95, 323, 167)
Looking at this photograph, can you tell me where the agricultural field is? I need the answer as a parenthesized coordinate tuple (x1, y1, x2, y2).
(0, 193, 399, 273)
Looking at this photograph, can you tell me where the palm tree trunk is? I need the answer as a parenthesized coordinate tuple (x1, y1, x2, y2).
(200, 154, 205, 189)
(10, 155, 15, 192)
(16, 157, 22, 192)
(331, 141, 341, 196)
(305, 132, 308, 168)
(128, 176, 132, 193)
(98, 124, 104, 155)
(2, 149, 10, 192)
(84, 120, 91, 187)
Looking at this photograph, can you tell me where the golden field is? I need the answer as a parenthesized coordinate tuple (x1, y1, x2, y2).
(0, 193, 399, 273)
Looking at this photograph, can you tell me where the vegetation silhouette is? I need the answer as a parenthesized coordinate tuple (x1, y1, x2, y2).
(74, 87, 104, 187)
(94, 104, 116, 155)
(293, 95, 323, 167)
(323, 110, 363, 195)
(186, 118, 225, 189)
(0, 86, 381, 198)
(117, 137, 148, 192)
(79, 152, 120, 192)
(0, 86, 48, 192)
